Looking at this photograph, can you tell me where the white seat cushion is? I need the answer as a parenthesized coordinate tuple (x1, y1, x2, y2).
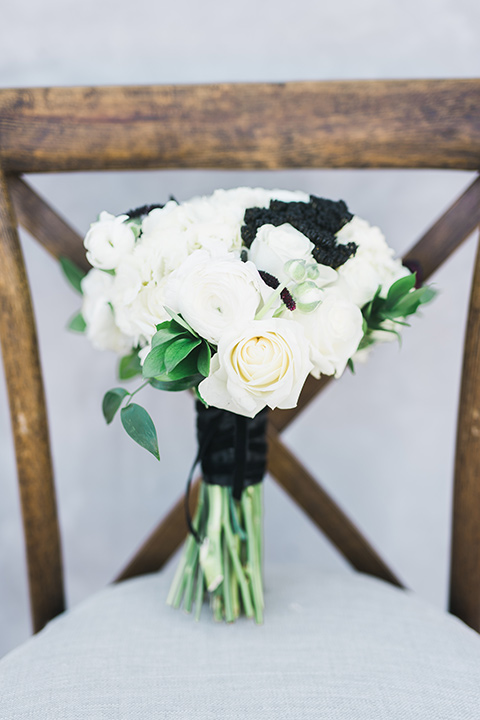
(1, 566, 479, 719)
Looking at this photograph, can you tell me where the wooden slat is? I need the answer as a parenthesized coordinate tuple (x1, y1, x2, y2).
(0, 80, 479, 174)
(403, 174, 480, 281)
(115, 479, 200, 582)
(7, 175, 89, 272)
(449, 232, 480, 631)
(0, 167, 65, 631)
(267, 425, 402, 585)
(271, 174, 480, 432)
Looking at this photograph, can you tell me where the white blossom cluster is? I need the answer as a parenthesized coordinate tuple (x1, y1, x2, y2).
(80, 187, 408, 418)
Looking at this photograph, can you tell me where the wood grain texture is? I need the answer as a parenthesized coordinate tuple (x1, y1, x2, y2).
(115, 479, 200, 582)
(7, 175, 89, 272)
(0, 80, 479, 173)
(0, 167, 65, 632)
(403, 175, 480, 281)
(267, 425, 402, 586)
(449, 232, 480, 631)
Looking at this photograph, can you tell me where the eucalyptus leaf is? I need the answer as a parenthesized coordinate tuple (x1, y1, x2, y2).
(142, 344, 170, 378)
(119, 351, 142, 380)
(152, 322, 188, 348)
(149, 374, 203, 392)
(67, 312, 86, 333)
(385, 274, 416, 308)
(164, 307, 199, 336)
(60, 256, 87, 294)
(120, 403, 160, 460)
(164, 337, 202, 373)
(389, 292, 424, 318)
(102, 387, 130, 424)
(165, 352, 202, 380)
(197, 342, 211, 377)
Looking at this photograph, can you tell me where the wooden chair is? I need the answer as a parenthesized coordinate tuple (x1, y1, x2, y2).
(1, 80, 480, 718)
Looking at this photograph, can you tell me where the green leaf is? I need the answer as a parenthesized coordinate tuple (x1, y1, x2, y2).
(151, 322, 187, 348)
(142, 344, 169, 378)
(118, 351, 142, 380)
(347, 358, 355, 374)
(67, 312, 86, 333)
(385, 274, 416, 308)
(60, 256, 86, 294)
(149, 374, 203, 392)
(164, 337, 202, 373)
(165, 352, 202, 380)
(197, 342, 211, 377)
(120, 403, 160, 460)
(164, 307, 199, 336)
(102, 388, 130, 424)
(389, 291, 424, 318)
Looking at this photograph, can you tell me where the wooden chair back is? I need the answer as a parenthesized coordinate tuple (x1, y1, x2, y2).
(1, 80, 479, 635)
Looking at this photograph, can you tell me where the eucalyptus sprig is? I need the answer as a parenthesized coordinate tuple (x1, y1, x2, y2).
(358, 273, 436, 351)
(102, 311, 213, 458)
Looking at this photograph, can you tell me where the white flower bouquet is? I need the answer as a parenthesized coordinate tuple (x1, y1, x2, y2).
(62, 187, 435, 623)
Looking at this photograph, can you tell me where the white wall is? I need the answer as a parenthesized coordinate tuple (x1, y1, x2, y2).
(1, 0, 479, 656)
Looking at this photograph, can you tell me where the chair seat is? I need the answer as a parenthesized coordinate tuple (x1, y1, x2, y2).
(1, 565, 479, 719)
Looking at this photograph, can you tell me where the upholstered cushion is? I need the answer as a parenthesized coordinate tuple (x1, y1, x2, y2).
(1, 566, 479, 719)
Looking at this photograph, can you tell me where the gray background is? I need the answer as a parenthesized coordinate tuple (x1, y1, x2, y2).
(1, 0, 479, 657)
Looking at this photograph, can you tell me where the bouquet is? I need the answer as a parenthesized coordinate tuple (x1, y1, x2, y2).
(63, 187, 435, 623)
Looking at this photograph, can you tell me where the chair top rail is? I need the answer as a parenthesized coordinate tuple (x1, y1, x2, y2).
(0, 79, 479, 174)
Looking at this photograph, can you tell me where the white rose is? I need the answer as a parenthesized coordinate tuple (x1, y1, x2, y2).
(198, 318, 313, 418)
(165, 251, 263, 345)
(335, 216, 409, 307)
(84, 212, 136, 270)
(81, 270, 134, 354)
(249, 223, 315, 283)
(294, 289, 364, 379)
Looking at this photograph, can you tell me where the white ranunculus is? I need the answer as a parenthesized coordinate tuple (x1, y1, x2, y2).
(294, 289, 364, 379)
(165, 251, 263, 345)
(84, 212, 136, 271)
(113, 279, 170, 346)
(198, 318, 313, 418)
(249, 223, 316, 283)
(81, 270, 134, 354)
(335, 216, 409, 307)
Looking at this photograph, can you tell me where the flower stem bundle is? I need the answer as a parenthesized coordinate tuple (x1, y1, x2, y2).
(167, 482, 264, 623)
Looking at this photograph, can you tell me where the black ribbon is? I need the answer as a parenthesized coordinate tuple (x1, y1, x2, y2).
(184, 403, 269, 542)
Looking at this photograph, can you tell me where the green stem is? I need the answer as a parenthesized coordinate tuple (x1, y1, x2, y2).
(200, 485, 224, 591)
(194, 565, 205, 622)
(125, 379, 150, 404)
(255, 281, 288, 321)
(223, 507, 254, 618)
(183, 542, 200, 613)
(167, 483, 205, 608)
(222, 532, 234, 623)
(242, 488, 263, 623)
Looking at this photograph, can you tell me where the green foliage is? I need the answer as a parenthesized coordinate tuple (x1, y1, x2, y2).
(142, 315, 212, 391)
(119, 350, 142, 380)
(120, 403, 160, 460)
(359, 273, 436, 349)
(102, 387, 130, 424)
(60, 256, 86, 294)
(67, 312, 86, 333)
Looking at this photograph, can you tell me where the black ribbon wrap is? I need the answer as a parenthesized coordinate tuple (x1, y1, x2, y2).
(185, 402, 269, 542)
